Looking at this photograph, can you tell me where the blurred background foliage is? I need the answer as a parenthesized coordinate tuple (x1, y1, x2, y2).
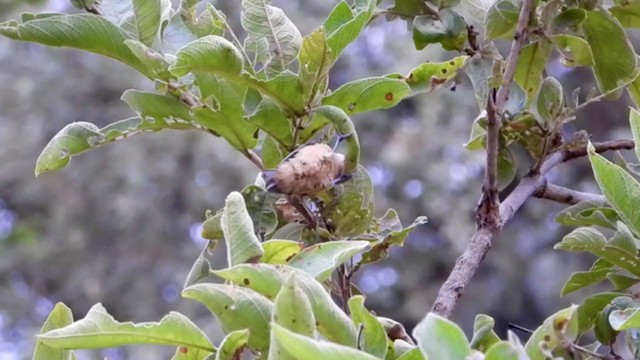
(0, 0, 634, 359)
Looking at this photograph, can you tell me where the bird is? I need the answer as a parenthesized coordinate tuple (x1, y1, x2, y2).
(262, 142, 351, 196)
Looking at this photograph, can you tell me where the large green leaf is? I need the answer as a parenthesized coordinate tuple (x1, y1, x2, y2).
(610, 2, 640, 28)
(271, 324, 379, 360)
(348, 296, 387, 359)
(192, 78, 259, 151)
(288, 241, 370, 281)
(560, 268, 610, 295)
(322, 77, 410, 115)
(212, 264, 357, 346)
(412, 9, 467, 51)
(324, 0, 376, 62)
(243, 71, 306, 116)
(248, 97, 293, 147)
(299, 27, 331, 106)
(577, 292, 621, 334)
(241, 0, 302, 74)
(525, 305, 579, 359)
(38, 303, 214, 353)
(581, 10, 637, 98)
(549, 34, 594, 67)
(589, 144, 640, 237)
(554, 200, 618, 229)
(34, 303, 76, 360)
(514, 40, 552, 104)
(35, 116, 195, 176)
(170, 35, 244, 77)
(182, 284, 272, 352)
(222, 192, 264, 266)
(132, 0, 171, 46)
(413, 313, 471, 360)
(484, 0, 519, 39)
(484, 342, 522, 360)
(0, 14, 150, 77)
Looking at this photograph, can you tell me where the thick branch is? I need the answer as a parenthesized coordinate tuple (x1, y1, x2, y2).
(431, 138, 635, 317)
(535, 183, 606, 205)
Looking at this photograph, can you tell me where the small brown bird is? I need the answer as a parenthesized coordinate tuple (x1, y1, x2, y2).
(262, 143, 349, 196)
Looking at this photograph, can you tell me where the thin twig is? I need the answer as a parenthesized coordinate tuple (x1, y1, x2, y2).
(540, 139, 634, 174)
(242, 150, 265, 171)
(535, 183, 606, 205)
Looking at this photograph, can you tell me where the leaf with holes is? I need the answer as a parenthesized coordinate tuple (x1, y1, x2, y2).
(299, 27, 331, 105)
(221, 192, 264, 266)
(37, 304, 215, 353)
(322, 77, 410, 115)
(525, 305, 579, 359)
(550, 34, 594, 67)
(361, 210, 428, 265)
(182, 284, 271, 352)
(288, 241, 370, 281)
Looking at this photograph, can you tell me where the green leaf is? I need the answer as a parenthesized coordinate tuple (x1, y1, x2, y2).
(532, 76, 564, 127)
(124, 39, 174, 80)
(212, 264, 357, 346)
(184, 243, 214, 288)
(348, 296, 388, 359)
(560, 268, 610, 295)
(299, 27, 331, 106)
(222, 192, 264, 266)
(610, 3, 640, 28)
(582, 10, 637, 98)
(469, 314, 500, 352)
(554, 200, 618, 229)
(412, 9, 467, 51)
(269, 222, 307, 241)
(35, 115, 196, 176)
(241, 0, 302, 74)
(321, 165, 374, 236)
(34, 303, 76, 360)
(240, 185, 278, 238)
(514, 41, 552, 104)
(122, 90, 194, 123)
(361, 210, 428, 265)
(497, 147, 517, 190)
(272, 274, 316, 336)
(0, 14, 150, 78)
(322, 77, 410, 115)
(465, 55, 492, 110)
(552, 8, 586, 29)
(202, 210, 224, 241)
(413, 313, 470, 360)
(243, 71, 306, 116)
(195, 74, 259, 151)
(589, 145, 640, 237)
(248, 97, 293, 148)
(325, 0, 376, 62)
(132, 0, 171, 46)
(607, 272, 640, 290)
(630, 108, 640, 161)
(549, 34, 594, 67)
(215, 330, 250, 360)
(38, 303, 214, 352)
(261, 240, 303, 264)
(182, 284, 271, 352)
(609, 307, 640, 330)
(170, 35, 244, 77)
(396, 347, 425, 360)
(577, 292, 621, 334)
(525, 305, 579, 359)
(484, 0, 519, 39)
(402, 55, 468, 94)
(484, 341, 521, 360)
(271, 323, 379, 360)
(194, 4, 226, 38)
(554, 227, 607, 252)
(288, 241, 370, 281)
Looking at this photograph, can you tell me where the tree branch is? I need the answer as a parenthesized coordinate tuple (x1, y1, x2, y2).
(535, 183, 606, 205)
(431, 0, 536, 319)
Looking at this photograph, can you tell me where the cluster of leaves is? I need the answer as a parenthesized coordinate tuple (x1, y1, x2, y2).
(551, 109, 640, 356)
